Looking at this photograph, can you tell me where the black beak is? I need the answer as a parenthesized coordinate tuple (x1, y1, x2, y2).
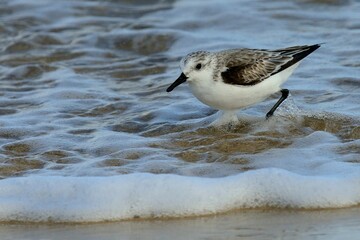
(166, 72, 188, 92)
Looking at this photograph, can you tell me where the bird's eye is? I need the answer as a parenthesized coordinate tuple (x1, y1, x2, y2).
(195, 63, 202, 70)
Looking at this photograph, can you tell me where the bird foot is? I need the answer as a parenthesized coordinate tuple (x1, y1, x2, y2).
(210, 111, 239, 127)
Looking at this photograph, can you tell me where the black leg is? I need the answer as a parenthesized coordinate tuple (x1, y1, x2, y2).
(266, 89, 289, 119)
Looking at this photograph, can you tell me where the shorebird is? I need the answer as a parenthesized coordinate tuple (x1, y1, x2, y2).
(167, 44, 320, 125)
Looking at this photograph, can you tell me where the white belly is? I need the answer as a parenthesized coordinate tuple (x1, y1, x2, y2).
(189, 63, 300, 111)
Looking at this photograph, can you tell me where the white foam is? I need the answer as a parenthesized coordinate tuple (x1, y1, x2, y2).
(1, 169, 360, 223)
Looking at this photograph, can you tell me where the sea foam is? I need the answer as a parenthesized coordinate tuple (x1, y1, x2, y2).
(1, 169, 360, 222)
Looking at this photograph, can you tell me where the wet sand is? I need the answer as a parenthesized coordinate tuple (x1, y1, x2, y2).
(2, 208, 360, 240)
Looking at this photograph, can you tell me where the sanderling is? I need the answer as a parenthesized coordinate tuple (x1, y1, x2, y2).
(166, 44, 320, 125)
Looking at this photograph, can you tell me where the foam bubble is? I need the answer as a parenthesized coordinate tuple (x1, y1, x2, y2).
(1, 169, 360, 222)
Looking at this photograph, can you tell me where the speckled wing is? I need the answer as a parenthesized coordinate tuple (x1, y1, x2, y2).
(220, 44, 320, 86)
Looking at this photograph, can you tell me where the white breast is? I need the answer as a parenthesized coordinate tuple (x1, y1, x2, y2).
(188, 62, 300, 111)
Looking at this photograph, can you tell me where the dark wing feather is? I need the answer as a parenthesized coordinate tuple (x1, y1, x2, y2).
(220, 44, 320, 86)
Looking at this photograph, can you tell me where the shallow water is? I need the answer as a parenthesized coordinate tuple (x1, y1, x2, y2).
(0, 0, 360, 230)
(3, 208, 360, 240)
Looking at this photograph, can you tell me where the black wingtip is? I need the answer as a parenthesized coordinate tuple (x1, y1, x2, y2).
(299, 44, 321, 56)
(308, 43, 321, 52)
(272, 44, 321, 75)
